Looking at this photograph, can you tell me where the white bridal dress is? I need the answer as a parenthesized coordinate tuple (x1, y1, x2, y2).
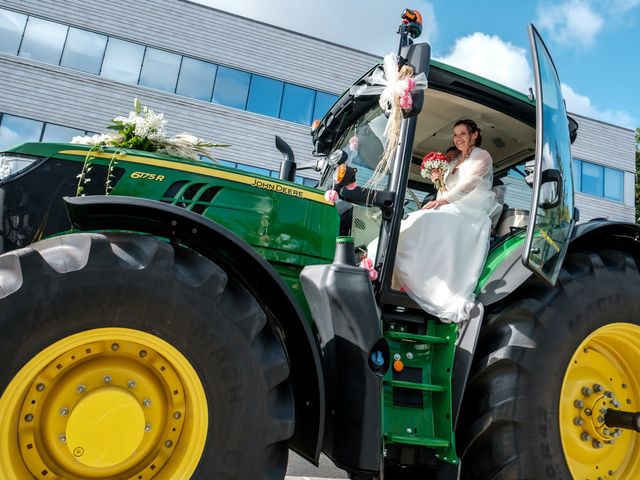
(370, 147, 495, 323)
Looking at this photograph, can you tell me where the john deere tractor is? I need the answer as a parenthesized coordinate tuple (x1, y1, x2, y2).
(1, 10, 639, 480)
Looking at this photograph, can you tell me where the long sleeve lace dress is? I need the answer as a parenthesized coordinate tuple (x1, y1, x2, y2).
(369, 147, 495, 323)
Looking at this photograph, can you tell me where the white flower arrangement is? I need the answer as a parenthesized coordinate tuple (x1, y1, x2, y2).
(71, 98, 227, 161)
(72, 98, 229, 196)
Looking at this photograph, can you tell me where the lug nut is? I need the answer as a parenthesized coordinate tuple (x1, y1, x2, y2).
(173, 412, 181, 419)
(165, 440, 173, 448)
(600, 408, 608, 414)
(593, 383, 603, 392)
(103, 375, 112, 384)
(573, 417, 585, 426)
(24, 414, 33, 422)
(597, 415, 605, 423)
(580, 432, 592, 441)
(76, 384, 86, 394)
(612, 400, 621, 408)
(582, 387, 593, 396)
(574, 399, 585, 408)
(584, 408, 593, 416)
(604, 390, 613, 398)
(127, 380, 136, 389)
(36, 383, 45, 392)
(59, 434, 66, 443)
(145, 424, 151, 432)
(59, 407, 69, 416)
(143, 399, 151, 408)
(111, 343, 119, 351)
(139, 350, 147, 358)
(603, 428, 611, 436)
(592, 439, 603, 449)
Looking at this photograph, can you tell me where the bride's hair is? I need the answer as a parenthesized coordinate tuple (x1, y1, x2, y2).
(454, 119, 482, 147)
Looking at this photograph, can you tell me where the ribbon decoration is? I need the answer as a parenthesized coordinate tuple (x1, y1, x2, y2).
(350, 53, 428, 189)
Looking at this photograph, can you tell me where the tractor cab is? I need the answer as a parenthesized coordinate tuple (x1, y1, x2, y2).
(312, 24, 576, 296)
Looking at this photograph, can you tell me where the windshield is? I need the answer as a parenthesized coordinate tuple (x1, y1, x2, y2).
(319, 104, 389, 190)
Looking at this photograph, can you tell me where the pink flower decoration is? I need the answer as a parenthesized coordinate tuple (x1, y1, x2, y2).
(360, 257, 374, 270)
(345, 181, 357, 190)
(348, 136, 360, 151)
(406, 77, 416, 92)
(359, 255, 379, 281)
(400, 94, 413, 110)
(324, 189, 339, 203)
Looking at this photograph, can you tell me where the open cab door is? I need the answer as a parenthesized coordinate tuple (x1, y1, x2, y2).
(523, 25, 576, 285)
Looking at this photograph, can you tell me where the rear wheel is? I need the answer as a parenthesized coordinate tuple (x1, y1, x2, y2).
(460, 248, 640, 480)
(0, 232, 293, 479)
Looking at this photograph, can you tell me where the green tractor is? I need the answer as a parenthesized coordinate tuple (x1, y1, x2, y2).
(1, 11, 639, 480)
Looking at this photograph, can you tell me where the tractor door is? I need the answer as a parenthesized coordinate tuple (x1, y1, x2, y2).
(523, 25, 576, 285)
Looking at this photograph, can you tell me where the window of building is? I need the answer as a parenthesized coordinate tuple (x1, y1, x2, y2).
(18, 17, 68, 64)
(176, 57, 217, 101)
(100, 38, 145, 84)
(579, 161, 604, 197)
(60, 27, 107, 74)
(0, 8, 27, 55)
(236, 163, 272, 177)
(280, 84, 315, 125)
(246, 75, 283, 117)
(0, 114, 44, 150)
(604, 168, 624, 202)
(41, 123, 85, 143)
(573, 158, 624, 202)
(313, 91, 338, 121)
(139, 48, 181, 92)
(212, 66, 250, 109)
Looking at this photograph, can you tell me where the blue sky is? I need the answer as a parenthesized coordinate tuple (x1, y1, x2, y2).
(195, 0, 639, 131)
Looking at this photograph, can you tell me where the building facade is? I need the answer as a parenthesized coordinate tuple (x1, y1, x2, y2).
(0, 0, 635, 221)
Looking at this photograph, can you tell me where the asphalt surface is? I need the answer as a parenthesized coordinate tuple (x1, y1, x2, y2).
(286, 452, 348, 479)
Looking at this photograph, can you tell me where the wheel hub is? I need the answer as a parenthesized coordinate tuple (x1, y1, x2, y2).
(560, 323, 640, 479)
(0, 328, 207, 479)
(66, 386, 145, 467)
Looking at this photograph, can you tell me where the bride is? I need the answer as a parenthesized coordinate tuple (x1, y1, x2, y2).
(371, 119, 495, 323)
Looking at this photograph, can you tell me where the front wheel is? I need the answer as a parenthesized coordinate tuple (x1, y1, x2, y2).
(460, 248, 640, 480)
(0, 232, 293, 479)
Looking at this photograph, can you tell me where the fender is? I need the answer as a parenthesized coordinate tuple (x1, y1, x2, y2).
(63, 195, 325, 464)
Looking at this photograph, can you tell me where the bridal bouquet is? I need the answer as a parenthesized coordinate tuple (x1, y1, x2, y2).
(420, 151, 451, 191)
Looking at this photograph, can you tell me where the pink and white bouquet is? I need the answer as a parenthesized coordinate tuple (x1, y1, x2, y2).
(420, 151, 451, 191)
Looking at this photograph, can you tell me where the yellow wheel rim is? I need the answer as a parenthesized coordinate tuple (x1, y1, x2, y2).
(560, 323, 640, 479)
(0, 328, 208, 479)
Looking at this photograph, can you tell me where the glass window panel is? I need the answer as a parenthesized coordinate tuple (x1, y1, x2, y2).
(217, 159, 236, 168)
(246, 75, 283, 117)
(280, 84, 315, 125)
(313, 91, 337, 121)
(41, 123, 85, 143)
(0, 8, 27, 54)
(0, 114, 43, 149)
(572, 159, 581, 192)
(60, 27, 107, 74)
(236, 163, 270, 176)
(581, 162, 603, 197)
(212, 66, 250, 109)
(100, 38, 145, 84)
(139, 48, 181, 92)
(18, 17, 67, 64)
(176, 57, 217, 101)
(604, 167, 624, 202)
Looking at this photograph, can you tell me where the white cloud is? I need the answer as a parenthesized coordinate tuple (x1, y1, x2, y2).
(435, 33, 533, 93)
(436, 32, 636, 128)
(536, 0, 603, 47)
(561, 83, 637, 128)
(193, 0, 437, 55)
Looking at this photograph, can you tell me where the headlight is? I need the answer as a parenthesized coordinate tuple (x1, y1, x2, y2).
(0, 153, 41, 181)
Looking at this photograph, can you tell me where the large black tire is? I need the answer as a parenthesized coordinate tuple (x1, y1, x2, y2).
(0, 232, 293, 479)
(459, 248, 640, 480)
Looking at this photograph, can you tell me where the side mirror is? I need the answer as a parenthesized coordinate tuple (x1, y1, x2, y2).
(539, 168, 563, 209)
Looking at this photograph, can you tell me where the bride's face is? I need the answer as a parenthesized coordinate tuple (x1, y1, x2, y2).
(452, 125, 478, 154)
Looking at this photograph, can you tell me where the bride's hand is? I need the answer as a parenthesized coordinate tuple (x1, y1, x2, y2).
(430, 169, 442, 182)
(422, 198, 448, 210)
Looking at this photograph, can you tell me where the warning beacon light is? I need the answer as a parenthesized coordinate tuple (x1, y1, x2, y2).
(401, 8, 423, 40)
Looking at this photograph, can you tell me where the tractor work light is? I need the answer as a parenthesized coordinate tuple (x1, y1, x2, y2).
(0, 153, 41, 181)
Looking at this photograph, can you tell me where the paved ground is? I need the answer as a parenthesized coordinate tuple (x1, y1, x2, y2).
(286, 452, 348, 480)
